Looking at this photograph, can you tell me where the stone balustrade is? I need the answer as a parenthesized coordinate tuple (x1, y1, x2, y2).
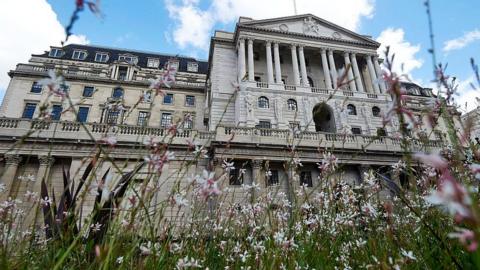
(0, 118, 442, 153)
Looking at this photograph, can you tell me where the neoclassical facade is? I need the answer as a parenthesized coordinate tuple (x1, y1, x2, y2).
(0, 14, 452, 213)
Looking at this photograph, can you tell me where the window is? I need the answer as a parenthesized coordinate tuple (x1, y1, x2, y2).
(377, 128, 387, 137)
(307, 77, 314, 87)
(351, 127, 362, 135)
(137, 111, 150, 126)
(142, 91, 152, 102)
(117, 66, 128, 81)
(300, 171, 313, 187)
(51, 105, 62, 121)
(112, 87, 124, 99)
(95, 52, 109, 63)
(268, 170, 279, 186)
(187, 62, 199, 72)
(258, 96, 269, 109)
(77, 107, 89, 123)
(287, 99, 297, 111)
(168, 60, 179, 71)
(161, 113, 172, 128)
(185, 95, 195, 107)
(30, 82, 42, 93)
(22, 103, 37, 119)
(118, 55, 138, 64)
(256, 121, 271, 136)
(184, 114, 194, 129)
(106, 109, 121, 124)
(49, 48, 63, 58)
(347, 104, 357, 115)
(163, 93, 174, 105)
(229, 167, 243, 186)
(147, 58, 160, 68)
(72, 50, 87, 60)
(83, 86, 94, 97)
(372, 106, 381, 117)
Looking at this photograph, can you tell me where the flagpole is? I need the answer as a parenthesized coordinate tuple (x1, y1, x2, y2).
(293, 0, 298, 15)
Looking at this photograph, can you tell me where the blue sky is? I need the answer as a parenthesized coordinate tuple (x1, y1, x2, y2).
(1, 0, 479, 112)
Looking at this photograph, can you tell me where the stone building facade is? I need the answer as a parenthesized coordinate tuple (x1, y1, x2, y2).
(0, 14, 452, 215)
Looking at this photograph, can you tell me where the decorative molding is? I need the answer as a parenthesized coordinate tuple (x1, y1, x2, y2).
(38, 155, 55, 166)
(4, 154, 22, 165)
(252, 159, 263, 169)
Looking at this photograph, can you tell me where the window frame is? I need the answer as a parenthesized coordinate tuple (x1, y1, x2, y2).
(94, 52, 109, 63)
(112, 87, 124, 99)
(287, 99, 297, 111)
(50, 104, 63, 121)
(72, 50, 87, 60)
(137, 111, 150, 126)
(229, 166, 244, 186)
(300, 171, 313, 187)
(258, 96, 269, 109)
(22, 103, 37, 119)
(77, 107, 90, 123)
(185, 95, 195, 107)
(347, 104, 357, 116)
(187, 62, 199, 72)
(372, 106, 381, 117)
(268, 170, 279, 186)
(351, 127, 362, 135)
(147, 58, 160, 68)
(82, 86, 95, 98)
(160, 112, 173, 128)
(118, 55, 138, 65)
(49, 48, 64, 58)
(30, 82, 43, 94)
(163, 93, 174, 105)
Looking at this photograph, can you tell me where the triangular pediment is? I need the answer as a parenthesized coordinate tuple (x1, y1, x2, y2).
(239, 14, 379, 46)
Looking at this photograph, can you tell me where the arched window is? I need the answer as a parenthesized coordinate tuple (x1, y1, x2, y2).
(287, 99, 297, 111)
(258, 96, 269, 108)
(307, 77, 314, 87)
(372, 106, 381, 117)
(112, 87, 124, 98)
(347, 104, 357, 115)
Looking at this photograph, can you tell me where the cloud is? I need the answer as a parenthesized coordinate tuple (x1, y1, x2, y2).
(443, 29, 480, 52)
(454, 76, 480, 113)
(376, 28, 423, 77)
(0, 0, 89, 101)
(165, 0, 375, 51)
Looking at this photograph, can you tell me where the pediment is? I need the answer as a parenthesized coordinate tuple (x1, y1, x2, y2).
(239, 14, 379, 46)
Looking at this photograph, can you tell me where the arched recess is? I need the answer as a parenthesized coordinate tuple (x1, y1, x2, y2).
(312, 102, 336, 133)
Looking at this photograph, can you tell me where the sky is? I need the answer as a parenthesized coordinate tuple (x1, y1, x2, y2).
(0, 0, 479, 113)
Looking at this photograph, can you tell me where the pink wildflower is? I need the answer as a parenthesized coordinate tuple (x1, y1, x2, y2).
(448, 228, 478, 252)
(98, 135, 117, 147)
(413, 153, 448, 170)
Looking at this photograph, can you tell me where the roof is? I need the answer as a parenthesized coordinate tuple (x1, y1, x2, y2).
(33, 44, 209, 74)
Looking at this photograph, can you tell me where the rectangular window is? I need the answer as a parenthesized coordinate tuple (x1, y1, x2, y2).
(351, 127, 362, 135)
(82, 86, 94, 97)
(300, 171, 313, 187)
(184, 114, 194, 129)
(187, 62, 198, 72)
(377, 128, 387, 137)
(49, 48, 63, 58)
(117, 66, 128, 81)
(22, 103, 37, 119)
(163, 93, 174, 105)
(147, 58, 160, 68)
(30, 82, 42, 93)
(118, 55, 138, 64)
(106, 109, 120, 124)
(51, 105, 63, 121)
(268, 170, 279, 186)
(95, 53, 109, 63)
(137, 111, 150, 126)
(161, 113, 172, 128)
(168, 60, 179, 71)
(256, 120, 271, 136)
(77, 107, 89, 123)
(229, 167, 243, 186)
(185, 95, 195, 107)
(72, 50, 87, 60)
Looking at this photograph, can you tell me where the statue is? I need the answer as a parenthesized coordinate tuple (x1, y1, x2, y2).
(303, 17, 321, 35)
(246, 93, 255, 122)
(274, 96, 284, 123)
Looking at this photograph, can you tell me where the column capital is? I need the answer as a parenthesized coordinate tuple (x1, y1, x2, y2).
(320, 47, 328, 53)
(247, 39, 254, 45)
(265, 40, 272, 46)
(273, 41, 280, 47)
(238, 37, 246, 42)
(251, 159, 263, 169)
(298, 45, 305, 50)
(4, 154, 21, 165)
(290, 44, 297, 49)
(38, 155, 55, 166)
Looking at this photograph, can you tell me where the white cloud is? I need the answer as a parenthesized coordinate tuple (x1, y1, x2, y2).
(455, 76, 480, 113)
(0, 0, 89, 101)
(165, 0, 375, 51)
(443, 29, 480, 52)
(376, 28, 423, 77)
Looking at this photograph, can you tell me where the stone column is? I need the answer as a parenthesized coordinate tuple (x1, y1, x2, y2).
(290, 45, 301, 86)
(321, 49, 332, 89)
(344, 52, 357, 91)
(328, 50, 338, 88)
(247, 39, 255, 82)
(252, 160, 264, 188)
(350, 53, 365, 92)
(366, 55, 380, 94)
(273, 43, 283, 84)
(283, 163, 294, 202)
(265, 41, 275, 84)
(373, 56, 386, 93)
(238, 38, 246, 82)
(298, 46, 309, 86)
(32, 155, 55, 194)
(0, 154, 22, 200)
